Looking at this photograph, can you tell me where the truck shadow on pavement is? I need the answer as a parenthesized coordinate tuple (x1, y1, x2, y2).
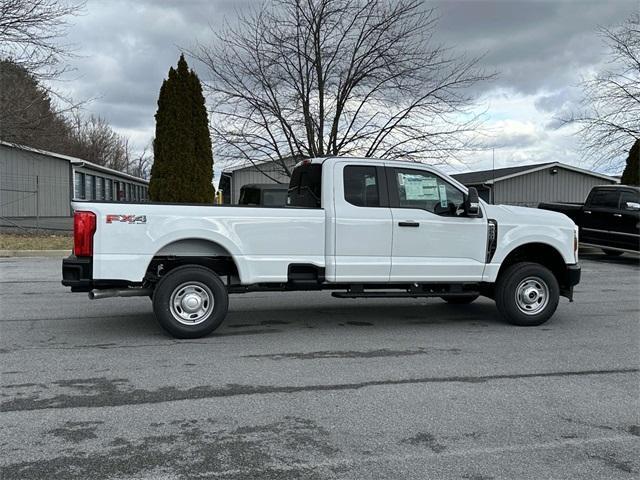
(223, 301, 502, 330)
(81, 300, 509, 341)
(579, 252, 639, 266)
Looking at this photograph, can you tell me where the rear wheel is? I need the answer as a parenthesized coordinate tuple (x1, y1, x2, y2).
(495, 262, 559, 326)
(441, 294, 479, 304)
(602, 248, 624, 257)
(152, 265, 229, 338)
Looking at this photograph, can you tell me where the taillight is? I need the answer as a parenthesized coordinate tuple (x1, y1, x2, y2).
(73, 211, 96, 257)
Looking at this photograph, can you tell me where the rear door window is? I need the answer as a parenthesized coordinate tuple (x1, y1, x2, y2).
(344, 166, 380, 207)
(287, 163, 322, 208)
(589, 189, 620, 209)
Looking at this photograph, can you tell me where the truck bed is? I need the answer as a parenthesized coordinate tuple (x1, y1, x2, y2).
(71, 201, 326, 284)
(538, 202, 583, 222)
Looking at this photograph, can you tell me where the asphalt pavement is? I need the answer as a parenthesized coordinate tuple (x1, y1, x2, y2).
(1, 253, 638, 479)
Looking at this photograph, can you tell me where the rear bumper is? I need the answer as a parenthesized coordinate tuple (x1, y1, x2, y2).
(561, 263, 581, 300)
(61, 255, 93, 292)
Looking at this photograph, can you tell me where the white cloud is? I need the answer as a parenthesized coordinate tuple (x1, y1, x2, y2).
(44, 0, 633, 176)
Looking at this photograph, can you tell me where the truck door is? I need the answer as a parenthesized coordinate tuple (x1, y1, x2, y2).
(617, 190, 640, 251)
(386, 166, 487, 281)
(332, 162, 392, 282)
(581, 188, 621, 248)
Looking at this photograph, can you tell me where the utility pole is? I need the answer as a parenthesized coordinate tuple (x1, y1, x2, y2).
(491, 148, 495, 204)
(36, 175, 40, 231)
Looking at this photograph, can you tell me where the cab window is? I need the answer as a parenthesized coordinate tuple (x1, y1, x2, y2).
(344, 165, 380, 207)
(394, 169, 464, 216)
(263, 189, 287, 207)
(239, 187, 261, 205)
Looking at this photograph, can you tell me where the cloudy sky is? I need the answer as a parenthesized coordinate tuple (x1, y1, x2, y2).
(55, 0, 638, 179)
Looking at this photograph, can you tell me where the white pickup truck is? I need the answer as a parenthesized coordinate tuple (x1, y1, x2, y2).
(62, 157, 581, 338)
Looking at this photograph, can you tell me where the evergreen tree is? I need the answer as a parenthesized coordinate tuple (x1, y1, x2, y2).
(149, 54, 215, 202)
(620, 139, 639, 186)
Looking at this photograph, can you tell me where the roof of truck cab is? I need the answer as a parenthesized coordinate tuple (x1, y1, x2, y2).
(588, 184, 639, 190)
(308, 156, 435, 168)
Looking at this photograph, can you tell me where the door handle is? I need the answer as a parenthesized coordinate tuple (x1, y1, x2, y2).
(584, 210, 591, 214)
(613, 213, 622, 217)
(398, 221, 420, 227)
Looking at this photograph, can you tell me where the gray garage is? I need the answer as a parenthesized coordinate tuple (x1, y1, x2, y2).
(219, 159, 296, 204)
(451, 162, 618, 206)
(0, 142, 149, 221)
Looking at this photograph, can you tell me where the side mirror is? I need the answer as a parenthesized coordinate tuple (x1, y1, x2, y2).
(625, 201, 640, 211)
(464, 187, 480, 217)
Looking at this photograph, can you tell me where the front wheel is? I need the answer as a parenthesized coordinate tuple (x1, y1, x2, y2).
(495, 262, 559, 326)
(153, 265, 229, 338)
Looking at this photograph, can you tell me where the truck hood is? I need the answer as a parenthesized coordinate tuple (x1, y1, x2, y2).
(484, 203, 576, 228)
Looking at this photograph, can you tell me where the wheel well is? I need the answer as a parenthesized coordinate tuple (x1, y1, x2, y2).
(145, 239, 240, 285)
(498, 243, 567, 287)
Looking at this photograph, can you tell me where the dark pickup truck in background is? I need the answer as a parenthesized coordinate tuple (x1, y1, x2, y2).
(238, 183, 288, 207)
(539, 185, 640, 256)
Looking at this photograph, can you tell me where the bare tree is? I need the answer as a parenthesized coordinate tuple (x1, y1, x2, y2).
(569, 13, 639, 170)
(127, 144, 153, 180)
(68, 114, 131, 172)
(0, 59, 73, 149)
(194, 0, 492, 177)
(0, 0, 84, 77)
(0, 1, 86, 155)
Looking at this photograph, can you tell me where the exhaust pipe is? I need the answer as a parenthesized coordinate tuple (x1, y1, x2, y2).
(89, 288, 152, 300)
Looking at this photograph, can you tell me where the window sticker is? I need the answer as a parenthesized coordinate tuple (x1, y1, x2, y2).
(423, 181, 438, 199)
(403, 174, 438, 200)
(438, 184, 448, 208)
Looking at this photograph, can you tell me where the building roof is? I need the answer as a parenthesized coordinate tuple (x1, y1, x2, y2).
(222, 156, 301, 174)
(0, 141, 149, 184)
(451, 161, 617, 185)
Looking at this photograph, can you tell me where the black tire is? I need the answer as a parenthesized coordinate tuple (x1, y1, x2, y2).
(152, 265, 229, 338)
(602, 248, 624, 257)
(441, 294, 480, 304)
(495, 262, 559, 327)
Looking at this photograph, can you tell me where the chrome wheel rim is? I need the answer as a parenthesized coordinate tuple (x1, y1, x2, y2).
(515, 276, 549, 315)
(170, 282, 214, 325)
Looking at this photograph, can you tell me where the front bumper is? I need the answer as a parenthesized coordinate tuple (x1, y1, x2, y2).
(61, 255, 93, 292)
(561, 263, 581, 300)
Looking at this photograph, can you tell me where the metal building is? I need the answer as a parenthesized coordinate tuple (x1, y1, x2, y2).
(451, 162, 618, 206)
(219, 158, 296, 204)
(0, 142, 149, 222)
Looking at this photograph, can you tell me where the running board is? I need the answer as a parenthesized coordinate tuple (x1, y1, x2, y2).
(332, 291, 479, 299)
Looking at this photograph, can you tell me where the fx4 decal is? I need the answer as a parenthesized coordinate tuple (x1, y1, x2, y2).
(106, 214, 147, 224)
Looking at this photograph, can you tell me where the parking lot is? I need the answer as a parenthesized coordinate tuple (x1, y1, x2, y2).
(1, 252, 638, 479)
